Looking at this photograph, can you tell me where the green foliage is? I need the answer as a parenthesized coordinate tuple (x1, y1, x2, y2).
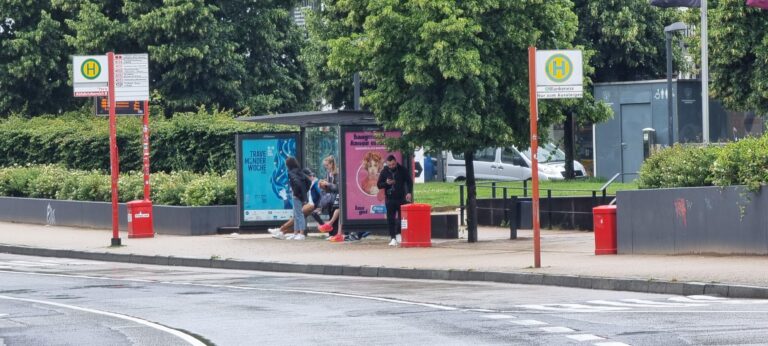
(683, 0, 768, 115)
(711, 136, 768, 191)
(0, 2, 78, 115)
(0, 165, 236, 206)
(0, 109, 291, 173)
(637, 145, 720, 189)
(318, 0, 611, 155)
(573, 0, 681, 82)
(2, 0, 310, 116)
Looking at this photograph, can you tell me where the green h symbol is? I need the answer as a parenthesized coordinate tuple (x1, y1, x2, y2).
(86, 63, 97, 75)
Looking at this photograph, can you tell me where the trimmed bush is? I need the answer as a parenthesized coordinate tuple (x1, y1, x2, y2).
(0, 108, 292, 174)
(0, 165, 236, 206)
(637, 144, 720, 189)
(711, 136, 768, 191)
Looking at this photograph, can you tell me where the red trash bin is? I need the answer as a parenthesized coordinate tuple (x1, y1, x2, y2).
(400, 203, 432, 248)
(127, 200, 154, 238)
(593, 205, 617, 255)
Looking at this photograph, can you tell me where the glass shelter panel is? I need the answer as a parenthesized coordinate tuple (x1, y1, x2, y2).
(303, 126, 340, 179)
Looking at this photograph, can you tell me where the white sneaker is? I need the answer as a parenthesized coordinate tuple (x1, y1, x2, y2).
(388, 238, 398, 247)
(293, 234, 306, 240)
(268, 228, 281, 236)
(271, 231, 285, 240)
(396, 234, 402, 243)
(285, 234, 295, 240)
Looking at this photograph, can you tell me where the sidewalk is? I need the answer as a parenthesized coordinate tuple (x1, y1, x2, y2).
(1, 221, 768, 298)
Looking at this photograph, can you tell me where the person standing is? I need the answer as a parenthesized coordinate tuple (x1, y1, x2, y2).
(285, 157, 310, 240)
(377, 155, 412, 246)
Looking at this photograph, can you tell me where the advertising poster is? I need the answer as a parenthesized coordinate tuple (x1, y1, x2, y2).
(344, 130, 402, 221)
(240, 136, 296, 222)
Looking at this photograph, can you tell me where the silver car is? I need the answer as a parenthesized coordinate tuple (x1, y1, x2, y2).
(445, 144, 586, 182)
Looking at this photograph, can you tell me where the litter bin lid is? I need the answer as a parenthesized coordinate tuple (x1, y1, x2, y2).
(127, 199, 152, 207)
(402, 203, 432, 211)
(593, 205, 617, 214)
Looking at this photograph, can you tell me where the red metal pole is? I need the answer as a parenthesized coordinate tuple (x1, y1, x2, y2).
(108, 52, 121, 246)
(528, 46, 541, 268)
(142, 100, 151, 201)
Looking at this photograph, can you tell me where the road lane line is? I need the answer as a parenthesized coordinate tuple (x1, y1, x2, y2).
(0, 295, 205, 346)
(589, 300, 705, 308)
(594, 342, 630, 346)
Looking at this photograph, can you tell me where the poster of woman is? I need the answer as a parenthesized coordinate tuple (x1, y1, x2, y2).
(344, 130, 401, 221)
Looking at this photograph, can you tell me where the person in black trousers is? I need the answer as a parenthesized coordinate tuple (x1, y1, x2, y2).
(377, 155, 413, 246)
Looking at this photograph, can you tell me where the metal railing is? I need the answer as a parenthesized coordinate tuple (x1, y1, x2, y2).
(459, 173, 625, 230)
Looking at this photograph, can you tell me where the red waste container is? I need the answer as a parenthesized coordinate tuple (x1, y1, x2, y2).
(400, 203, 432, 248)
(127, 200, 154, 238)
(593, 205, 617, 255)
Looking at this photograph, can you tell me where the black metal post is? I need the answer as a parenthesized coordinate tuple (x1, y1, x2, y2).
(492, 182, 496, 199)
(460, 184, 465, 226)
(523, 180, 528, 197)
(547, 189, 553, 230)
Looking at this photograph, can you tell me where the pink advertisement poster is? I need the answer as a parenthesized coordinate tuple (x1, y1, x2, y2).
(345, 130, 402, 221)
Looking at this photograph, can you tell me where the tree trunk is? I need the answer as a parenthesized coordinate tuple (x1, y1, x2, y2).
(464, 151, 478, 243)
(564, 110, 575, 179)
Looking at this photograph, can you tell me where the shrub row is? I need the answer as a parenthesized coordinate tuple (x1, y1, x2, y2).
(637, 135, 768, 190)
(0, 165, 236, 206)
(0, 108, 292, 174)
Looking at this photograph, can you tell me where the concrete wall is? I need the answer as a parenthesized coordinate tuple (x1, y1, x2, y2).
(617, 186, 768, 255)
(0, 197, 237, 236)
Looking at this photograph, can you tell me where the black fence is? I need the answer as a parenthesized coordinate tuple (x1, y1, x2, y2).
(459, 175, 622, 236)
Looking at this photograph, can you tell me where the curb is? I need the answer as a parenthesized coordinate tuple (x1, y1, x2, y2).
(2, 244, 767, 299)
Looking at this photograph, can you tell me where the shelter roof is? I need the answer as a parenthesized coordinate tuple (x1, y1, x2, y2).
(238, 110, 377, 127)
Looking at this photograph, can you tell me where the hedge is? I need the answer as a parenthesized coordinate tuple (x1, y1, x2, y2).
(0, 165, 236, 206)
(0, 108, 293, 174)
(638, 134, 768, 190)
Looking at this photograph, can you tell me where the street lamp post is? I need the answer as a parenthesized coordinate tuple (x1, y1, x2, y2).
(664, 22, 688, 147)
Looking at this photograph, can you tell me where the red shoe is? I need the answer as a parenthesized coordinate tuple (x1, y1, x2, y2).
(318, 223, 333, 232)
(328, 234, 345, 242)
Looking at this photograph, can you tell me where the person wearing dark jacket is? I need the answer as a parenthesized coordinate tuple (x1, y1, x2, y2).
(377, 155, 413, 246)
(286, 157, 310, 240)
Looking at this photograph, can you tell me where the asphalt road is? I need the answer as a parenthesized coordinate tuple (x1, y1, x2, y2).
(0, 253, 767, 345)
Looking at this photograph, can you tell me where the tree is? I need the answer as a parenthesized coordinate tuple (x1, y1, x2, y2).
(303, 1, 362, 109)
(687, 0, 768, 115)
(323, 0, 610, 240)
(573, 0, 682, 83)
(217, 0, 312, 114)
(0, 1, 75, 116)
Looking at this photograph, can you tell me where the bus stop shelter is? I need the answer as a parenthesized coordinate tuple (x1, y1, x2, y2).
(236, 110, 408, 234)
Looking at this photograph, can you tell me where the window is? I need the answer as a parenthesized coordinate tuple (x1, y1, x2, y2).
(501, 147, 526, 166)
(452, 148, 496, 162)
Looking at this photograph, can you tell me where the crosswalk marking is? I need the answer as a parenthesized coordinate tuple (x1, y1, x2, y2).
(512, 319, 548, 326)
(588, 300, 706, 308)
(670, 296, 768, 305)
(622, 299, 707, 307)
(567, 334, 605, 341)
(540, 326, 574, 333)
(481, 314, 516, 319)
(519, 304, 629, 312)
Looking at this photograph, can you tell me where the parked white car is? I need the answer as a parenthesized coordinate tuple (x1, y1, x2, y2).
(445, 144, 586, 182)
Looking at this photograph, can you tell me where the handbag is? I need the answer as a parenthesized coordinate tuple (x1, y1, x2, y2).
(318, 192, 337, 210)
(747, 0, 768, 10)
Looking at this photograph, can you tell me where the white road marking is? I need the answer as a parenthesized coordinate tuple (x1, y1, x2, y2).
(0, 314, 7, 318)
(540, 326, 574, 333)
(686, 295, 727, 300)
(481, 314, 516, 319)
(622, 299, 706, 307)
(567, 334, 605, 341)
(670, 296, 768, 305)
(0, 295, 205, 346)
(512, 319, 548, 326)
(519, 304, 629, 312)
(589, 300, 705, 308)
(6, 261, 55, 267)
(594, 342, 630, 346)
